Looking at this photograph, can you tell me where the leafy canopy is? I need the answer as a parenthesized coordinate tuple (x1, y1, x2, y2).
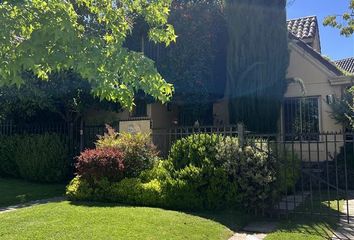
(0, 71, 118, 123)
(0, 0, 176, 109)
(324, 0, 354, 129)
(324, 0, 354, 37)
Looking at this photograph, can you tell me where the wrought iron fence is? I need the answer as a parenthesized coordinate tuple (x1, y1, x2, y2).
(151, 126, 354, 224)
(0, 121, 117, 156)
(247, 132, 354, 223)
(1, 121, 353, 224)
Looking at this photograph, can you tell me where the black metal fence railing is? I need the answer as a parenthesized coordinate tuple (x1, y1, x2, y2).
(1, 122, 353, 222)
(151, 125, 242, 157)
(151, 126, 354, 223)
(246, 132, 354, 223)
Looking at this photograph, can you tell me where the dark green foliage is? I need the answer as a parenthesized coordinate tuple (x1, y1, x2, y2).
(226, 0, 289, 132)
(337, 143, 354, 189)
(156, 0, 226, 125)
(216, 137, 278, 210)
(15, 134, 70, 183)
(0, 136, 19, 177)
(273, 146, 301, 194)
(0, 71, 118, 124)
(330, 89, 354, 130)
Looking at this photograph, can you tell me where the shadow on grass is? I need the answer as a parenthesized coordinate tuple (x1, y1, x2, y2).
(266, 192, 345, 239)
(0, 178, 66, 208)
(68, 200, 252, 232)
(67, 191, 348, 237)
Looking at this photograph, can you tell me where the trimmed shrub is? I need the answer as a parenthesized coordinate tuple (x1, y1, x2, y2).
(15, 134, 70, 183)
(67, 176, 164, 207)
(67, 134, 279, 211)
(216, 136, 277, 210)
(111, 178, 164, 206)
(274, 146, 301, 194)
(0, 135, 19, 177)
(163, 165, 238, 210)
(66, 176, 94, 201)
(96, 126, 158, 178)
(168, 134, 221, 169)
(76, 148, 125, 183)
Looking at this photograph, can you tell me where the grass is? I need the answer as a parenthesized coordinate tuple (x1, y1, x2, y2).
(0, 178, 65, 207)
(0, 201, 234, 240)
(0, 178, 345, 239)
(265, 193, 344, 240)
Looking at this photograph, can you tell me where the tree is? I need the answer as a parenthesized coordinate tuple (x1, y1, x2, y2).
(330, 89, 354, 129)
(0, 0, 176, 110)
(324, 0, 354, 37)
(0, 71, 117, 124)
(226, 0, 289, 133)
(324, 0, 354, 129)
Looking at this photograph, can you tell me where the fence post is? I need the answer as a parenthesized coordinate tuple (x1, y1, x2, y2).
(237, 122, 245, 147)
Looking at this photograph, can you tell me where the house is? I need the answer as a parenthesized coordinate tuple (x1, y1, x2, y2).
(86, 16, 353, 133)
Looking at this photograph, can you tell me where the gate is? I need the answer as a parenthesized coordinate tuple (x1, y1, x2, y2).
(151, 126, 354, 225)
(247, 132, 354, 224)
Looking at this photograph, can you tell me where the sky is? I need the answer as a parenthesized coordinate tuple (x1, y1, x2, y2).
(287, 0, 354, 61)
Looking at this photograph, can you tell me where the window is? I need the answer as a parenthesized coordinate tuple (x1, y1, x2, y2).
(131, 100, 147, 118)
(283, 97, 320, 139)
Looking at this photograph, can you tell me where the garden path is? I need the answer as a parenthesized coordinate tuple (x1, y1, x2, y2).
(229, 232, 266, 240)
(0, 197, 65, 214)
(332, 198, 354, 240)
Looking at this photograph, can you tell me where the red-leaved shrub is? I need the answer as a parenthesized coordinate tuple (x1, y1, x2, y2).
(76, 148, 125, 182)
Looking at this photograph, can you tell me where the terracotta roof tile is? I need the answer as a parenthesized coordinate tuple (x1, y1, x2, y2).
(335, 57, 354, 74)
(287, 16, 318, 39)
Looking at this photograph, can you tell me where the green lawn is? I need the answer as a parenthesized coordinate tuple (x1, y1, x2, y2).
(265, 194, 343, 240)
(0, 178, 65, 207)
(0, 201, 234, 240)
(0, 178, 344, 240)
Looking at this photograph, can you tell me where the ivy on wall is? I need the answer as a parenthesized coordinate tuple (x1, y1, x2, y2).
(226, 0, 289, 132)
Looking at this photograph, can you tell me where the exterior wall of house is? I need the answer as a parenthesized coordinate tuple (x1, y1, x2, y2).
(285, 43, 344, 161)
(84, 102, 179, 130)
(150, 103, 178, 129)
(286, 43, 343, 133)
(210, 42, 346, 161)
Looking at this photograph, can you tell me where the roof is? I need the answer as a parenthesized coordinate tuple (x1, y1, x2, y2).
(335, 58, 354, 74)
(287, 16, 318, 40)
(288, 33, 343, 76)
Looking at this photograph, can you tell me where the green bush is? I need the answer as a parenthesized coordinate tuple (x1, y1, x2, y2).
(67, 134, 279, 211)
(66, 176, 94, 201)
(67, 176, 164, 207)
(168, 134, 221, 169)
(111, 178, 164, 206)
(162, 165, 238, 210)
(96, 126, 158, 178)
(216, 136, 277, 210)
(0, 135, 19, 177)
(274, 146, 301, 194)
(337, 143, 354, 189)
(15, 134, 70, 183)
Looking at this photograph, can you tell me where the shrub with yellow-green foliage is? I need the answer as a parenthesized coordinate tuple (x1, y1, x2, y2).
(67, 133, 281, 211)
(95, 126, 159, 178)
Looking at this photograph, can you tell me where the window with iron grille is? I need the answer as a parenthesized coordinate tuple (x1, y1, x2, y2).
(283, 97, 320, 140)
